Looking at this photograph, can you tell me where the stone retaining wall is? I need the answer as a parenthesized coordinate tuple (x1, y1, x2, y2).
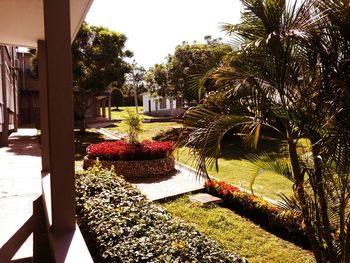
(83, 155, 175, 178)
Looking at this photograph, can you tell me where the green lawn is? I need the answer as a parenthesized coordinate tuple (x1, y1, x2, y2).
(107, 106, 181, 141)
(176, 147, 294, 200)
(163, 196, 315, 263)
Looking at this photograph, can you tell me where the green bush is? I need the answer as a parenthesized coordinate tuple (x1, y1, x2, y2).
(76, 163, 246, 263)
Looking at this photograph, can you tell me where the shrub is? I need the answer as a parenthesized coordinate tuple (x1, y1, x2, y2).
(86, 140, 175, 161)
(125, 110, 142, 144)
(205, 179, 308, 246)
(76, 163, 246, 263)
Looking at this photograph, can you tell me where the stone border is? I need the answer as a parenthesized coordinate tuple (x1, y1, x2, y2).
(83, 155, 175, 178)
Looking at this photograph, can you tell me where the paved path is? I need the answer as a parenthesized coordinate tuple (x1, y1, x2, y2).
(0, 128, 43, 262)
(129, 162, 206, 201)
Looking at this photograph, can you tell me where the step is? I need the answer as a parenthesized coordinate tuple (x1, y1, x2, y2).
(189, 193, 222, 206)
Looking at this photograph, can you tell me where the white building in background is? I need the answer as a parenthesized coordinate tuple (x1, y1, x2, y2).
(142, 92, 185, 117)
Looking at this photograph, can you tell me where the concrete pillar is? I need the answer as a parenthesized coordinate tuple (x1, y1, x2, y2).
(12, 47, 18, 132)
(95, 98, 101, 118)
(38, 40, 50, 172)
(102, 100, 106, 118)
(108, 96, 111, 120)
(0, 46, 9, 147)
(43, 0, 75, 232)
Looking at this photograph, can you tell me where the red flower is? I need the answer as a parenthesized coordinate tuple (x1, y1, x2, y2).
(87, 140, 175, 161)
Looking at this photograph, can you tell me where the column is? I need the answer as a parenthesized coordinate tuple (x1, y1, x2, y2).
(102, 100, 106, 118)
(43, 0, 75, 232)
(0, 46, 9, 146)
(108, 96, 111, 120)
(38, 40, 50, 172)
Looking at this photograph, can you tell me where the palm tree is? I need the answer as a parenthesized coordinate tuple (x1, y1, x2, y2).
(180, 0, 350, 262)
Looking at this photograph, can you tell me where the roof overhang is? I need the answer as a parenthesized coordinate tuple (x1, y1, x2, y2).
(0, 0, 93, 48)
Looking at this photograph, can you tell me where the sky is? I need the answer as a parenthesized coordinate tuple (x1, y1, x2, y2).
(85, 0, 242, 69)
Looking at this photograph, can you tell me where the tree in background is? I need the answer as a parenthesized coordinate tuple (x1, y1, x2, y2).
(180, 0, 350, 261)
(72, 22, 133, 131)
(145, 37, 232, 104)
(123, 62, 146, 115)
(29, 22, 133, 131)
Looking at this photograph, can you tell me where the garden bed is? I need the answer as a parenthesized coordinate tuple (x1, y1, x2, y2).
(76, 163, 246, 262)
(83, 155, 175, 178)
(83, 139, 176, 178)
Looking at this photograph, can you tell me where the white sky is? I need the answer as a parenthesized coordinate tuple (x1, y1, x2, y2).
(85, 0, 242, 69)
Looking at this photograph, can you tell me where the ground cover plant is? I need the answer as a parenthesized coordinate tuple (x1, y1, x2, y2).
(75, 163, 245, 263)
(163, 196, 315, 263)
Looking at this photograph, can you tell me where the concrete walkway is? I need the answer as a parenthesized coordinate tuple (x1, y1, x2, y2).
(0, 128, 49, 262)
(129, 162, 206, 201)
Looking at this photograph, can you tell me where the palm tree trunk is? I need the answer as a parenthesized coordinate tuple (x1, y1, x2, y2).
(311, 145, 339, 262)
(345, 220, 350, 263)
(285, 127, 325, 262)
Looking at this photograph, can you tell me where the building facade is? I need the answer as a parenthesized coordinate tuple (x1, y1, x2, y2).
(142, 92, 185, 117)
(0, 45, 19, 146)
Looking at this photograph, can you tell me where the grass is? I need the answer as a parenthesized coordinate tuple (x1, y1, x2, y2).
(162, 196, 315, 263)
(74, 128, 107, 169)
(176, 147, 294, 200)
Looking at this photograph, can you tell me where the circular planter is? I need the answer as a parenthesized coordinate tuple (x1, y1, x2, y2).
(83, 155, 175, 179)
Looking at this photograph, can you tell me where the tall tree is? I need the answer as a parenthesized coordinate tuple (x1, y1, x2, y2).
(123, 62, 146, 115)
(72, 22, 133, 131)
(145, 37, 232, 103)
(180, 0, 350, 262)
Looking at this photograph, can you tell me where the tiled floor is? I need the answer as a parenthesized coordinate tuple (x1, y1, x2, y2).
(0, 128, 44, 262)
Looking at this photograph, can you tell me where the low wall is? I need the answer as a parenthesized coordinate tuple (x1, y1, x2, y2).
(83, 155, 175, 178)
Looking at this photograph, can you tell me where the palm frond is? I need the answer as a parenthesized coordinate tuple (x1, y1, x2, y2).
(181, 106, 250, 176)
(275, 193, 303, 219)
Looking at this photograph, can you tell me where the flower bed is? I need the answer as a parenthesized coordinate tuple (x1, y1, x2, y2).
(86, 140, 174, 161)
(205, 179, 309, 247)
(83, 140, 176, 178)
(76, 163, 246, 263)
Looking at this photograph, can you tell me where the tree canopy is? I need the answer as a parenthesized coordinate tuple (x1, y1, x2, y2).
(72, 22, 133, 131)
(145, 36, 232, 102)
(72, 22, 133, 93)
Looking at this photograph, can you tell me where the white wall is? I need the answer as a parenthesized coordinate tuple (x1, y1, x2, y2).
(142, 93, 177, 113)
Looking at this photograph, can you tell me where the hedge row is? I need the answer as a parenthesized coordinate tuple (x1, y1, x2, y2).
(86, 140, 174, 161)
(76, 163, 246, 263)
(205, 179, 309, 246)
